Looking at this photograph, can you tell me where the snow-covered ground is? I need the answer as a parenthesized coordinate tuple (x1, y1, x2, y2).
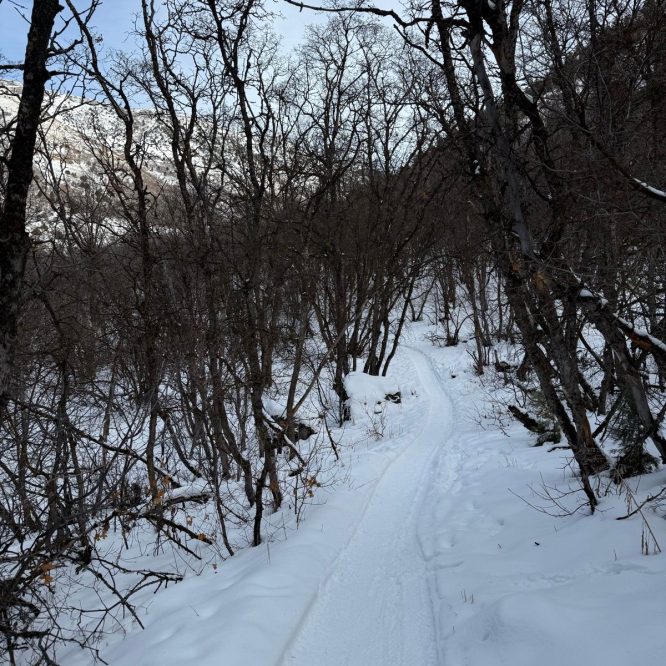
(61, 322, 666, 665)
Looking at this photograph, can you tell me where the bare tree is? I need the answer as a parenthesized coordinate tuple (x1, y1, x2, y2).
(0, 0, 67, 409)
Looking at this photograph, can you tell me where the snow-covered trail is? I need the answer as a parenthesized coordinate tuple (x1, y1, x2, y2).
(282, 347, 459, 666)
(64, 325, 666, 666)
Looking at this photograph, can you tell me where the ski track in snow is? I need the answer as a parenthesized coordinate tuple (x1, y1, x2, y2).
(281, 345, 460, 666)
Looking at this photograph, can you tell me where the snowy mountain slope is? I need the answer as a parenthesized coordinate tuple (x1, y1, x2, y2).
(56, 322, 666, 666)
(1, 80, 174, 193)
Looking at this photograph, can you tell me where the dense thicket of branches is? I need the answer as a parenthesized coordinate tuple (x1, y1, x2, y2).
(1, 0, 665, 662)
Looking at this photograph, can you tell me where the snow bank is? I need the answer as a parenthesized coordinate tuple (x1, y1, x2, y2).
(445, 568, 666, 666)
(344, 371, 402, 422)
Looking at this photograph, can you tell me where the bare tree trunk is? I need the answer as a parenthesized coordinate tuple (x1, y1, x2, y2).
(0, 0, 62, 408)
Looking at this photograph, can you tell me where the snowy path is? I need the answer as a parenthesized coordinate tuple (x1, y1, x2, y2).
(282, 347, 458, 666)
(66, 326, 666, 666)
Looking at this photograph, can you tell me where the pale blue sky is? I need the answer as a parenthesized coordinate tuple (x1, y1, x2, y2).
(0, 1, 404, 65)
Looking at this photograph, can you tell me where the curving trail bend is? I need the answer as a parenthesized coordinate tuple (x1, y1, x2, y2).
(282, 347, 461, 666)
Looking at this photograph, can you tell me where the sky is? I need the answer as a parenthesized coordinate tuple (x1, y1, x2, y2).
(0, 1, 404, 66)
